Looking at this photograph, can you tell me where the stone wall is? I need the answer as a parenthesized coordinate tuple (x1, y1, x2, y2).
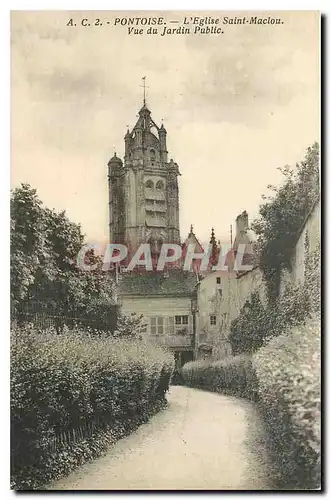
(279, 197, 321, 294)
(290, 197, 321, 285)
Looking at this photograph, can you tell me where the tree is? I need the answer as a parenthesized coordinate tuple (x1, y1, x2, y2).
(229, 292, 267, 354)
(252, 143, 320, 302)
(11, 184, 117, 332)
(113, 313, 147, 339)
(11, 184, 46, 309)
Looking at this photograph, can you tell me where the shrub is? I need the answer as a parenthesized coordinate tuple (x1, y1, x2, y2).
(229, 292, 268, 354)
(181, 354, 258, 401)
(11, 325, 174, 490)
(229, 282, 311, 355)
(253, 316, 321, 489)
(305, 242, 321, 316)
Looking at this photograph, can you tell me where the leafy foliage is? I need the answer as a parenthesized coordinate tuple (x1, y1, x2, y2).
(11, 184, 118, 332)
(229, 292, 268, 354)
(229, 283, 310, 354)
(252, 143, 320, 301)
(181, 354, 258, 401)
(304, 242, 321, 316)
(113, 313, 147, 339)
(253, 316, 321, 489)
(11, 325, 174, 490)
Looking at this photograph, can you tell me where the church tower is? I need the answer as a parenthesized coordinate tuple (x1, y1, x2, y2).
(108, 88, 181, 255)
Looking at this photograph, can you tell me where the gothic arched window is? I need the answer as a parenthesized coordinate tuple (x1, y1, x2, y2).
(145, 180, 154, 189)
(150, 149, 156, 161)
(156, 180, 164, 190)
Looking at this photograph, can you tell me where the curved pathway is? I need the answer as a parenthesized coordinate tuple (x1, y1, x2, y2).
(49, 386, 274, 490)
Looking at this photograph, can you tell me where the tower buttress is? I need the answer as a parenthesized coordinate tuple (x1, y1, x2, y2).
(108, 153, 124, 244)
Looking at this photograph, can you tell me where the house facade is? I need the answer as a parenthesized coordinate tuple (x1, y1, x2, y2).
(118, 270, 197, 368)
(194, 210, 263, 359)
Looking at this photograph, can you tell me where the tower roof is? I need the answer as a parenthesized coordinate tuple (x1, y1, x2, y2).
(139, 104, 151, 114)
(108, 152, 123, 166)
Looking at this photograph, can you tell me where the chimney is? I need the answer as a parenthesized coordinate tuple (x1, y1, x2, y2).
(235, 210, 249, 238)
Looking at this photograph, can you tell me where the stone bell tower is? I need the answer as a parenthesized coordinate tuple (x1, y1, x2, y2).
(108, 87, 181, 255)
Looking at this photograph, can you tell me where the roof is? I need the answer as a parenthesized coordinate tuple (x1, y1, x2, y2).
(118, 269, 198, 297)
(108, 153, 123, 166)
(182, 230, 204, 253)
(139, 104, 151, 114)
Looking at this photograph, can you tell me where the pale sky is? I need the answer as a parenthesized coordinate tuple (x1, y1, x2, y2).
(11, 10, 320, 246)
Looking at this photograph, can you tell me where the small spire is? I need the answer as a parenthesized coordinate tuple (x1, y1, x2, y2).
(190, 224, 194, 234)
(210, 227, 218, 266)
(210, 227, 216, 244)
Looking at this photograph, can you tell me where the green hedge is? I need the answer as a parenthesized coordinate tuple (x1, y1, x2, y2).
(253, 316, 321, 489)
(181, 354, 258, 401)
(11, 326, 174, 490)
(180, 317, 321, 489)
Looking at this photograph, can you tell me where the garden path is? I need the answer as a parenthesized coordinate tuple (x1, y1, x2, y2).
(49, 386, 274, 490)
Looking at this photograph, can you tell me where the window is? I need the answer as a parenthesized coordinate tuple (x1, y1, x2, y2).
(150, 149, 156, 162)
(175, 315, 188, 325)
(218, 289, 223, 298)
(216, 277, 221, 285)
(157, 316, 164, 334)
(150, 316, 164, 335)
(145, 180, 153, 189)
(210, 315, 217, 326)
(174, 315, 189, 335)
(156, 180, 164, 190)
(168, 316, 175, 335)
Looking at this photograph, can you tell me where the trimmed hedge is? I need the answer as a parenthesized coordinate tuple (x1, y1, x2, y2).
(11, 325, 174, 490)
(253, 316, 321, 489)
(181, 354, 258, 401)
(180, 317, 321, 490)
